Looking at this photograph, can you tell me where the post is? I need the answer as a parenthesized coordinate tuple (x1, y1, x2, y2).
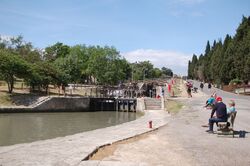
(148, 121, 152, 128)
(161, 96, 164, 110)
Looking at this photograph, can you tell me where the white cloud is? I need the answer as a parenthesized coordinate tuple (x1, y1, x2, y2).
(121, 49, 191, 76)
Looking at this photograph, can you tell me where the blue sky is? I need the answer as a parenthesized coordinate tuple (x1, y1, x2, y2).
(0, 0, 250, 75)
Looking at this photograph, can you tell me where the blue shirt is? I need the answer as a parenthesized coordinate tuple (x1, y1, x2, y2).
(207, 97, 215, 104)
(227, 107, 236, 114)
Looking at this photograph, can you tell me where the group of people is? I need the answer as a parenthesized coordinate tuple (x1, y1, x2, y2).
(185, 80, 237, 133)
(199, 82, 212, 91)
(204, 91, 237, 133)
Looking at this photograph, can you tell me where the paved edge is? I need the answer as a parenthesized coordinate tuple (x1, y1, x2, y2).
(82, 125, 160, 161)
(0, 109, 170, 166)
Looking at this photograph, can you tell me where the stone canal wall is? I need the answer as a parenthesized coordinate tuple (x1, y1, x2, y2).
(34, 97, 90, 111)
(136, 98, 145, 112)
(0, 97, 139, 112)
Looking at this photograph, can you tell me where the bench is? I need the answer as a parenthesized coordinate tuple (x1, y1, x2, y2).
(217, 112, 237, 137)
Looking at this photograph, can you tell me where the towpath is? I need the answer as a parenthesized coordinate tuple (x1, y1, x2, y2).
(90, 81, 250, 166)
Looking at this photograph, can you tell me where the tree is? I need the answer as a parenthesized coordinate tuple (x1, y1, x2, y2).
(205, 41, 211, 56)
(161, 67, 173, 77)
(152, 68, 162, 78)
(44, 42, 70, 61)
(130, 61, 154, 81)
(0, 50, 30, 93)
(68, 45, 90, 83)
(87, 46, 128, 85)
(26, 62, 63, 93)
(187, 16, 250, 85)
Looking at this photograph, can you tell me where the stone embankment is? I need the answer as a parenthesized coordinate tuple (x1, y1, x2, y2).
(0, 96, 91, 112)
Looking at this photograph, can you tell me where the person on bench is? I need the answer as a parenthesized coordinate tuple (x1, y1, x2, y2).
(206, 97, 227, 133)
(227, 100, 237, 128)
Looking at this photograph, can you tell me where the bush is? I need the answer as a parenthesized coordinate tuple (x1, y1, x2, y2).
(229, 78, 243, 85)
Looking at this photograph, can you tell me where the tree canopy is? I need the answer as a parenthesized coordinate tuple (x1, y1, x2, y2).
(188, 16, 250, 85)
(0, 35, 173, 93)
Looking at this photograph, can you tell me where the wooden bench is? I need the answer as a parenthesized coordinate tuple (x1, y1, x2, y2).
(217, 112, 237, 137)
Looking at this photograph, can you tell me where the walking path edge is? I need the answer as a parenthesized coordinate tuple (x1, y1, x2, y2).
(0, 109, 170, 166)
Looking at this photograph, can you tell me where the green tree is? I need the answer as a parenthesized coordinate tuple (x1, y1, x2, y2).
(161, 67, 173, 77)
(0, 50, 30, 93)
(87, 46, 128, 85)
(152, 68, 162, 78)
(205, 41, 211, 56)
(188, 16, 250, 85)
(130, 61, 154, 81)
(44, 42, 70, 61)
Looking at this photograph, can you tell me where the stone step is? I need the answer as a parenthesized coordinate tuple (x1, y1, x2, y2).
(145, 104, 161, 107)
(30, 96, 51, 108)
(146, 106, 162, 110)
(145, 100, 161, 103)
(144, 98, 162, 110)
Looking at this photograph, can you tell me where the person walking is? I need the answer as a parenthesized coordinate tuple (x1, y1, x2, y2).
(186, 81, 192, 97)
(208, 83, 212, 89)
(200, 82, 204, 91)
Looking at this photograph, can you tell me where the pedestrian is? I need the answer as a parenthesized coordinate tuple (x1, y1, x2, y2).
(208, 83, 212, 89)
(206, 97, 227, 133)
(227, 100, 236, 114)
(186, 81, 192, 97)
(187, 87, 192, 97)
(227, 100, 237, 128)
(200, 82, 204, 91)
(211, 90, 217, 99)
(161, 86, 165, 97)
(204, 95, 215, 108)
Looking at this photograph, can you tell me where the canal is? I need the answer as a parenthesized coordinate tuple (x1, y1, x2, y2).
(0, 111, 142, 146)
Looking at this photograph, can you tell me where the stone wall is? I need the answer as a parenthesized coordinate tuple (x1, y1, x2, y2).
(136, 98, 145, 112)
(34, 97, 90, 111)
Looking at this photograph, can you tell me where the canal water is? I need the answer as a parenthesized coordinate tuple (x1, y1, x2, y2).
(0, 111, 142, 146)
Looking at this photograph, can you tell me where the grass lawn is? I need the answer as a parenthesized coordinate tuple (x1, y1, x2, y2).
(165, 99, 183, 114)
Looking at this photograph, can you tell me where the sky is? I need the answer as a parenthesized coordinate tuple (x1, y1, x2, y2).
(0, 0, 250, 75)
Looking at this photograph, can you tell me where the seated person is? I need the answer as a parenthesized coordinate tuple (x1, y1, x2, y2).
(227, 100, 236, 114)
(206, 97, 227, 133)
(204, 95, 215, 108)
(227, 100, 237, 128)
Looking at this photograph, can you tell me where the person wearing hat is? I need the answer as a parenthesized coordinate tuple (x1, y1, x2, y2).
(206, 96, 227, 133)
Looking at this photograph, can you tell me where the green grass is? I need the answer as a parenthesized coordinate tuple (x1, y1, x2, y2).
(172, 85, 181, 96)
(165, 100, 183, 114)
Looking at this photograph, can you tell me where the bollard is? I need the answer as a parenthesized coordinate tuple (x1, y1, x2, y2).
(149, 121, 152, 128)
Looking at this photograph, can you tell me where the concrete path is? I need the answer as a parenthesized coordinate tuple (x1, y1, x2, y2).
(0, 107, 170, 166)
(96, 83, 250, 166)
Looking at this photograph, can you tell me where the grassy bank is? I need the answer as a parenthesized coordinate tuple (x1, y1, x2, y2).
(165, 99, 183, 114)
(0, 92, 13, 106)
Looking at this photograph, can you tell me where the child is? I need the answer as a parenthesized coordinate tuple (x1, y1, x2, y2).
(227, 100, 237, 128)
(227, 100, 236, 114)
(211, 90, 217, 99)
(204, 95, 215, 108)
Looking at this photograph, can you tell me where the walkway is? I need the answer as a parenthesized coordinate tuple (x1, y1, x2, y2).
(95, 82, 250, 166)
(0, 106, 170, 166)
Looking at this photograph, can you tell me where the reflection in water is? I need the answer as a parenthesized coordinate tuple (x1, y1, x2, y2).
(0, 112, 141, 146)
